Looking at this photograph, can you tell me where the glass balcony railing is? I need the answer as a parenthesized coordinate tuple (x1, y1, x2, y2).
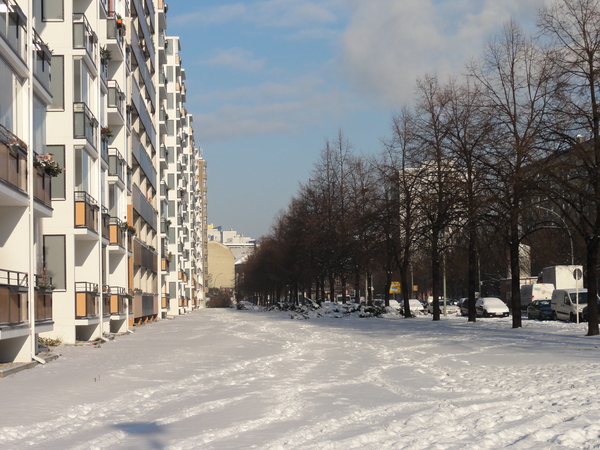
(109, 286, 127, 314)
(73, 102, 98, 146)
(109, 217, 126, 247)
(0, 268, 28, 325)
(73, 13, 97, 62)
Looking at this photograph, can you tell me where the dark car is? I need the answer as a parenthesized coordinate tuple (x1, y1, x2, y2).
(527, 299, 553, 320)
(582, 298, 600, 322)
(458, 298, 469, 316)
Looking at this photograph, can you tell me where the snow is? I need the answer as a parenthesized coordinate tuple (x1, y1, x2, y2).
(1, 307, 600, 449)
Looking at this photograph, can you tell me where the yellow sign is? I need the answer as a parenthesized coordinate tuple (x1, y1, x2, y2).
(413, 285, 418, 292)
(389, 282, 401, 293)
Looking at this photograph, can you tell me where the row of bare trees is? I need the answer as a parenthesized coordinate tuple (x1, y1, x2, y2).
(239, 0, 600, 336)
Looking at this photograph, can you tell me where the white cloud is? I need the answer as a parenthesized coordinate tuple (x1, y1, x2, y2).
(194, 88, 355, 143)
(339, 0, 549, 107)
(170, 0, 342, 29)
(205, 48, 266, 72)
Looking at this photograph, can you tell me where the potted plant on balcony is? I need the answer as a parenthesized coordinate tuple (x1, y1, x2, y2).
(36, 282, 55, 292)
(101, 126, 113, 141)
(127, 225, 137, 235)
(100, 46, 112, 65)
(34, 153, 63, 177)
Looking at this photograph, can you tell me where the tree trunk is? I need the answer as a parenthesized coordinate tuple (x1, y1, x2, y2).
(586, 234, 599, 336)
(431, 232, 441, 321)
(467, 226, 477, 322)
(510, 222, 522, 328)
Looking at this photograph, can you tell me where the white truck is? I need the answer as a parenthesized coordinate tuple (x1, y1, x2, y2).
(539, 265, 583, 290)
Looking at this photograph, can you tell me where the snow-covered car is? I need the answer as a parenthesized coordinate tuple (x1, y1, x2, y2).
(400, 299, 425, 316)
(527, 299, 553, 320)
(427, 300, 459, 315)
(475, 297, 509, 318)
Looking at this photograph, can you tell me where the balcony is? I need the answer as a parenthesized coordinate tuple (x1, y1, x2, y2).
(0, 128, 27, 195)
(34, 274, 53, 322)
(73, 102, 98, 147)
(73, 13, 97, 64)
(132, 293, 157, 320)
(109, 217, 126, 248)
(33, 165, 52, 207)
(101, 206, 110, 240)
(32, 29, 52, 92)
(133, 239, 158, 273)
(108, 148, 126, 183)
(102, 285, 111, 316)
(1, 2, 27, 64)
(0, 269, 28, 326)
(74, 191, 99, 232)
(108, 80, 125, 124)
(75, 282, 98, 318)
(109, 286, 128, 315)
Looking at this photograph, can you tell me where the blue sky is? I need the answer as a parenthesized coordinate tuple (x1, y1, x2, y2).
(166, 0, 547, 239)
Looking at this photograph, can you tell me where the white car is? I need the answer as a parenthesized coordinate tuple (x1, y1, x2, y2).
(475, 297, 509, 318)
(427, 300, 459, 315)
(400, 299, 425, 316)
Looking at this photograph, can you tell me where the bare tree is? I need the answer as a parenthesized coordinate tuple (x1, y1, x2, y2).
(469, 19, 557, 328)
(538, 0, 600, 335)
(443, 78, 493, 321)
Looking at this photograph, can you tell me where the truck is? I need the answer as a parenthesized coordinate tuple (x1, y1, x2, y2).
(550, 288, 588, 322)
(539, 265, 584, 290)
(519, 283, 554, 310)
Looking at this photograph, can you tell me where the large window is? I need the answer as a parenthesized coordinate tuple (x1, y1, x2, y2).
(49, 55, 64, 109)
(41, 0, 64, 21)
(44, 235, 66, 290)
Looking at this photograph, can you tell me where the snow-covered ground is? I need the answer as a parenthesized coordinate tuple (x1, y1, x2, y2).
(1, 307, 599, 449)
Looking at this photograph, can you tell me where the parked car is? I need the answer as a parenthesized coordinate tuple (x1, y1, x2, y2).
(475, 297, 510, 318)
(527, 299, 553, 320)
(427, 300, 459, 315)
(400, 299, 425, 316)
(581, 298, 600, 322)
(388, 299, 401, 309)
(458, 298, 470, 316)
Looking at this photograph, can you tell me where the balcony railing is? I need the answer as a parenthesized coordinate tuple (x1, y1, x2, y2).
(74, 191, 99, 232)
(101, 206, 110, 240)
(35, 290, 52, 321)
(109, 286, 127, 314)
(32, 28, 52, 90)
(108, 148, 126, 182)
(73, 102, 98, 145)
(73, 13, 97, 62)
(0, 139, 27, 193)
(2, 2, 27, 61)
(109, 217, 126, 247)
(133, 239, 158, 273)
(108, 80, 125, 113)
(0, 268, 28, 325)
(102, 285, 111, 316)
(75, 282, 98, 318)
(34, 163, 52, 206)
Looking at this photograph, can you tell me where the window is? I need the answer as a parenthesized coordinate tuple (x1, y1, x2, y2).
(47, 145, 65, 199)
(44, 235, 66, 290)
(42, 0, 64, 21)
(49, 55, 64, 109)
(33, 96, 46, 154)
(0, 55, 22, 133)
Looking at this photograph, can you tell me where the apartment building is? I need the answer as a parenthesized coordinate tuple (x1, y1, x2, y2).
(160, 35, 206, 316)
(0, 0, 206, 361)
(0, 0, 55, 362)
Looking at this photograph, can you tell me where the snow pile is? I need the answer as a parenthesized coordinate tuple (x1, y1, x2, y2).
(0, 308, 599, 449)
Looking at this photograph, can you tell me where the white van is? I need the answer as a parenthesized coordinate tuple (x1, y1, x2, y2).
(520, 283, 554, 310)
(550, 288, 588, 322)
